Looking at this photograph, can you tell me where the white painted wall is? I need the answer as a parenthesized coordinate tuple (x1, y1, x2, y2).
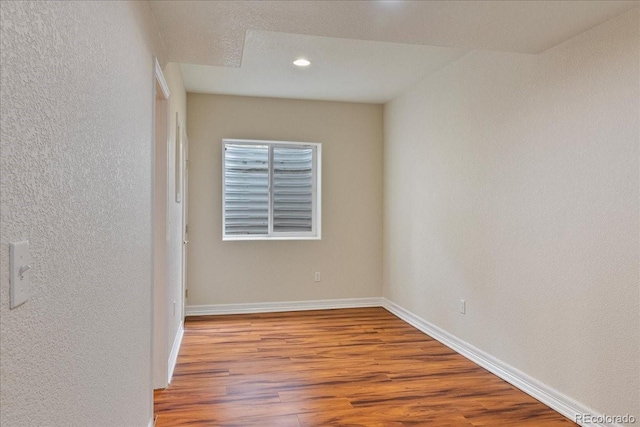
(187, 94, 383, 306)
(0, 2, 166, 426)
(383, 8, 639, 423)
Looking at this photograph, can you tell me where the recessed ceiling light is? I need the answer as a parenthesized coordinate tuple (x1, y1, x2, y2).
(293, 58, 311, 67)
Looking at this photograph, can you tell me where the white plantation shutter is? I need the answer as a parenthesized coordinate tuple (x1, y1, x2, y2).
(222, 139, 321, 240)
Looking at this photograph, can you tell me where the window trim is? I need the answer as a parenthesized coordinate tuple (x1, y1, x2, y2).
(222, 138, 322, 241)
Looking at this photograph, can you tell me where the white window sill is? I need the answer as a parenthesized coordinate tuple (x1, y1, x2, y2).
(223, 235, 321, 242)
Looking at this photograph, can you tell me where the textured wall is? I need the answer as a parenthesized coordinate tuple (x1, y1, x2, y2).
(383, 8, 639, 422)
(0, 2, 165, 426)
(162, 62, 187, 360)
(187, 94, 383, 306)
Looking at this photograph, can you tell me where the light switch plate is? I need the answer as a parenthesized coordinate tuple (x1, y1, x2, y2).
(10, 241, 31, 309)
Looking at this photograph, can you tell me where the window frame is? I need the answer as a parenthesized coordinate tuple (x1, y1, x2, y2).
(222, 138, 322, 241)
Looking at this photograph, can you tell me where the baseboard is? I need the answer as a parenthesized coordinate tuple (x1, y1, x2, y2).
(167, 321, 184, 384)
(381, 298, 623, 427)
(147, 415, 155, 427)
(186, 297, 383, 316)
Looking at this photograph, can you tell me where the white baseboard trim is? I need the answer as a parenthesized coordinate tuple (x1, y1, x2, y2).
(186, 297, 383, 316)
(147, 416, 155, 427)
(167, 321, 184, 384)
(381, 298, 622, 427)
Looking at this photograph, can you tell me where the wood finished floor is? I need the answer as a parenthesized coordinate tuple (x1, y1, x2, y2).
(154, 307, 576, 427)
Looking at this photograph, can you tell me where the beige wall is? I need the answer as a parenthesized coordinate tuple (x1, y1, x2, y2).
(0, 1, 165, 426)
(383, 8, 639, 422)
(187, 94, 383, 305)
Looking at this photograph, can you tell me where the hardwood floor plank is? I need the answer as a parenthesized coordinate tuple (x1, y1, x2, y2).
(154, 308, 575, 426)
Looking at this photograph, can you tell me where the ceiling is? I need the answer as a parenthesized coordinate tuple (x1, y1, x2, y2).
(180, 31, 468, 103)
(149, 0, 639, 103)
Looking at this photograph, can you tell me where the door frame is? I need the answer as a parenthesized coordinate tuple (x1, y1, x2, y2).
(152, 57, 170, 390)
(181, 130, 189, 320)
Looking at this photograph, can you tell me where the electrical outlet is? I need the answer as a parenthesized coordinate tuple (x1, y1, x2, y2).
(460, 299, 466, 314)
(314, 272, 321, 282)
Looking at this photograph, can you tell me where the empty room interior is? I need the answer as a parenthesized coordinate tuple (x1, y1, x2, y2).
(1, 1, 639, 426)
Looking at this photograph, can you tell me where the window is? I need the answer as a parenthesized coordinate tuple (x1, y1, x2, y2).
(222, 139, 321, 240)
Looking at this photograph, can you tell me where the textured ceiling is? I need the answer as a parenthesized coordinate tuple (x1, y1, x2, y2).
(150, 0, 639, 66)
(149, 0, 639, 102)
(181, 30, 468, 103)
